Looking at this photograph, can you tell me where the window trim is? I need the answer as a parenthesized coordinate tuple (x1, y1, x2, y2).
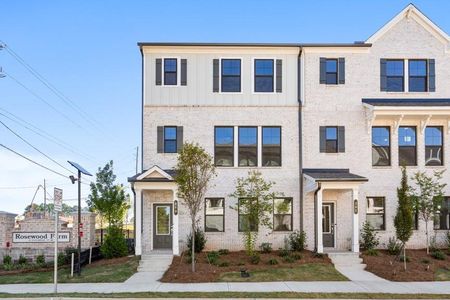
(385, 59, 405, 92)
(325, 58, 338, 85)
(214, 126, 235, 167)
(220, 58, 243, 94)
(238, 198, 258, 232)
(273, 197, 293, 232)
(252, 58, 276, 94)
(204, 197, 225, 233)
(325, 126, 338, 153)
(163, 126, 177, 153)
(398, 126, 417, 166)
(408, 59, 428, 92)
(366, 196, 386, 231)
(372, 126, 391, 167)
(238, 126, 258, 167)
(162, 57, 181, 87)
(425, 126, 444, 167)
(262, 126, 282, 167)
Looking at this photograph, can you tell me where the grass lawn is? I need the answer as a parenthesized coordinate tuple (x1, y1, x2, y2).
(0, 256, 138, 284)
(435, 268, 450, 281)
(218, 263, 347, 282)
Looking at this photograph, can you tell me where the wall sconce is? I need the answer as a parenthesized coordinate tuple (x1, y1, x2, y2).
(354, 199, 358, 214)
(174, 200, 178, 215)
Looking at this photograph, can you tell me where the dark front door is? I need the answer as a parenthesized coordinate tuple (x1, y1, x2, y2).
(322, 203, 335, 248)
(153, 204, 173, 249)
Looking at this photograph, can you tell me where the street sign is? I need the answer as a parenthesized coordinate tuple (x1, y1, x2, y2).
(54, 188, 62, 212)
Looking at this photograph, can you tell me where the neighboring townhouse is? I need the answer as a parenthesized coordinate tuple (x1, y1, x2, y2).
(129, 4, 450, 256)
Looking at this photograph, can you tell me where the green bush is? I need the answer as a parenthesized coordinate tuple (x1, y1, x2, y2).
(399, 255, 410, 262)
(218, 249, 229, 255)
(291, 253, 302, 260)
(57, 252, 66, 266)
(3, 263, 13, 271)
(100, 226, 128, 258)
(259, 242, 272, 253)
(283, 255, 295, 263)
(267, 258, 278, 265)
(366, 248, 379, 256)
(429, 236, 439, 252)
(206, 251, 219, 265)
(361, 222, 379, 250)
(186, 227, 207, 254)
(35, 254, 45, 266)
(18, 255, 28, 265)
(249, 253, 260, 265)
(431, 250, 446, 260)
(387, 237, 402, 255)
(421, 258, 430, 264)
(289, 230, 307, 251)
(278, 249, 290, 257)
(218, 261, 229, 267)
(2, 255, 12, 265)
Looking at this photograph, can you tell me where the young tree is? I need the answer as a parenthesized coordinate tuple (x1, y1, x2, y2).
(410, 170, 446, 254)
(394, 167, 414, 270)
(230, 170, 279, 256)
(174, 142, 216, 272)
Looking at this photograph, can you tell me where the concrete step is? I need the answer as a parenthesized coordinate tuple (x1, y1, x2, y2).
(138, 254, 173, 272)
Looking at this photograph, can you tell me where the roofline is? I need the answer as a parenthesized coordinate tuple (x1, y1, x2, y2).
(137, 42, 372, 48)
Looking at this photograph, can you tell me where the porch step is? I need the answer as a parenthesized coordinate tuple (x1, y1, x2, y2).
(137, 254, 173, 272)
(327, 252, 363, 266)
(326, 251, 386, 282)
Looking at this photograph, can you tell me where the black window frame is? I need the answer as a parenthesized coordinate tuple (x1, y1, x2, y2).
(386, 59, 405, 92)
(273, 197, 293, 232)
(238, 126, 258, 167)
(325, 58, 338, 85)
(408, 59, 428, 92)
(221, 59, 241, 93)
(398, 126, 417, 166)
(163, 126, 177, 153)
(325, 126, 338, 153)
(434, 197, 450, 230)
(372, 126, 391, 167)
(214, 126, 234, 167)
(425, 126, 443, 166)
(366, 196, 386, 231)
(254, 59, 274, 92)
(163, 58, 178, 86)
(204, 197, 225, 233)
(238, 198, 258, 232)
(262, 126, 281, 167)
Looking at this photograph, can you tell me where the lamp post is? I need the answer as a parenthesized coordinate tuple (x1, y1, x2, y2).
(68, 161, 92, 276)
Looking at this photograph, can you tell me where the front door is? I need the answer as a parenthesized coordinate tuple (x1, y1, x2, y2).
(153, 204, 173, 249)
(322, 203, 335, 248)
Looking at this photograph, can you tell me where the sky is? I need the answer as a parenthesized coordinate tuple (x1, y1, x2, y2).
(1, 0, 450, 215)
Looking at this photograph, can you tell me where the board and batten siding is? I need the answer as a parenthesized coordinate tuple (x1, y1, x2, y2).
(142, 47, 299, 106)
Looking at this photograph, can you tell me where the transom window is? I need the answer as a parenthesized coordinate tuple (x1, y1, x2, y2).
(238, 127, 257, 167)
(372, 127, 390, 166)
(164, 58, 177, 85)
(254, 59, 274, 92)
(398, 126, 417, 166)
(205, 198, 224, 232)
(409, 60, 427, 92)
(386, 60, 404, 92)
(238, 198, 258, 232)
(434, 197, 450, 230)
(425, 126, 443, 166)
(366, 197, 385, 230)
(164, 126, 177, 153)
(214, 127, 234, 167)
(262, 127, 281, 166)
(325, 127, 338, 153)
(221, 59, 241, 92)
(325, 59, 338, 85)
(273, 198, 292, 231)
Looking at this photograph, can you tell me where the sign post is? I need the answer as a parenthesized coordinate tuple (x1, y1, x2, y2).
(53, 188, 62, 294)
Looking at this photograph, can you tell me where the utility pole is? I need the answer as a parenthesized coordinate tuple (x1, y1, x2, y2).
(43, 179, 46, 218)
(135, 146, 139, 174)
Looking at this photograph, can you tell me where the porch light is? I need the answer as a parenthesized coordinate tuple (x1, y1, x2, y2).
(354, 199, 359, 214)
(174, 200, 178, 215)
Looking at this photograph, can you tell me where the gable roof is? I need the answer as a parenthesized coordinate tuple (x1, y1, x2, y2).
(366, 3, 450, 45)
(128, 165, 175, 183)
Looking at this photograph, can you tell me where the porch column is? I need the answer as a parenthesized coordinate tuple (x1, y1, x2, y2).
(352, 187, 359, 253)
(135, 189, 142, 256)
(317, 188, 323, 253)
(172, 188, 179, 255)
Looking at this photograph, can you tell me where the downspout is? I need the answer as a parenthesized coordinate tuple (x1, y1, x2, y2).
(313, 183, 322, 252)
(139, 46, 144, 172)
(131, 183, 136, 255)
(298, 47, 304, 231)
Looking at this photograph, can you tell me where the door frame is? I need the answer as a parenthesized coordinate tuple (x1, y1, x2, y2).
(152, 202, 173, 250)
(322, 201, 337, 249)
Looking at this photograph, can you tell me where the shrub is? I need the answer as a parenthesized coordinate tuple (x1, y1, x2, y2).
(421, 258, 430, 264)
(429, 236, 439, 252)
(366, 248, 379, 256)
(2, 255, 12, 265)
(18, 255, 27, 265)
(3, 263, 13, 271)
(289, 230, 307, 251)
(249, 253, 260, 265)
(35, 254, 45, 266)
(291, 253, 302, 260)
(361, 222, 379, 250)
(431, 250, 446, 260)
(259, 242, 272, 254)
(313, 252, 324, 259)
(57, 252, 66, 266)
(278, 249, 290, 257)
(206, 251, 219, 265)
(100, 226, 128, 258)
(218, 261, 229, 267)
(399, 255, 410, 262)
(186, 227, 207, 254)
(268, 258, 278, 265)
(283, 255, 295, 263)
(387, 237, 402, 255)
(218, 249, 229, 255)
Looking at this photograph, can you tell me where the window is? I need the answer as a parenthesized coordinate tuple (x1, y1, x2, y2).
(325, 127, 338, 153)
(238, 127, 257, 167)
(434, 197, 450, 230)
(325, 59, 338, 84)
(386, 60, 404, 92)
(372, 127, 390, 166)
(366, 197, 385, 230)
(215, 127, 234, 167)
(205, 198, 224, 232)
(409, 60, 427, 92)
(262, 127, 281, 166)
(164, 58, 177, 85)
(425, 126, 443, 166)
(273, 198, 292, 231)
(221, 59, 241, 92)
(238, 198, 257, 232)
(164, 126, 177, 153)
(254, 59, 274, 92)
(398, 126, 417, 166)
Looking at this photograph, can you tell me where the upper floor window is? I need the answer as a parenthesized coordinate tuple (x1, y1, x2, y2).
(254, 59, 274, 92)
(238, 127, 257, 167)
(366, 197, 385, 230)
(386, 60, 404, 92)
(164, 126, 177, 153)
(325, 127, 338, 153)
(320, 57, 345, 85)
(221, 59, 241, 92)
(325, 59, 338, 85)
(319, 126, 345, 153)
(164, 58, 177, 85)
(372, 127, 390, 166)
(409, 60, 427, 92)
(398, 126, 416, 166)
(434, 197, 450, 230)
(425, 126, 443, 166)
(205, 198, 224, 232)
(262, 126, 281, 166)
(214, 127, 234, 167)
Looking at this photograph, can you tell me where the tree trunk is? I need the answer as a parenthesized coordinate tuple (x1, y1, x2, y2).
(425, 221, 429, 254)
(403, 245, 406, 271)
(191, 221, 195, 272)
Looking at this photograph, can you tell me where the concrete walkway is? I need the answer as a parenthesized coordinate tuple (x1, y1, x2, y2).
(327, 252, 386, 282)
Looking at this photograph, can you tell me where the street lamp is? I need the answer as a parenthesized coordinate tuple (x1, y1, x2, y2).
(68, 161, 92, 276)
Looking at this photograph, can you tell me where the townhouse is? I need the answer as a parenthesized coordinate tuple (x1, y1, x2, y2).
(129, 4, 450, 256)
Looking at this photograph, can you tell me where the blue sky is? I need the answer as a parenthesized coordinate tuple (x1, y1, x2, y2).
(0, 0, 449, 214)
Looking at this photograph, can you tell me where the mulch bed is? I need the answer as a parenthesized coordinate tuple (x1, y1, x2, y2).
(361, 249, 450, 281)
(161, 250, 331, 283)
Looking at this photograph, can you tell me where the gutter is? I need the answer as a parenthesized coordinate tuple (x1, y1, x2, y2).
(313, 183, 322, 252)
